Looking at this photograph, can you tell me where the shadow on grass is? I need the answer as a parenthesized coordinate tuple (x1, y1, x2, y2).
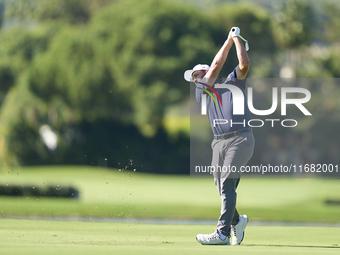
(244, 244, 340, 249)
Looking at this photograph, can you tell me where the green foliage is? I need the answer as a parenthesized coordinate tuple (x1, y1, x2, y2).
(3, 0, 109, 24)
(6, 120, 48, 165)
(0, 28, 53, 156)
(321, 2, 340, 43)
(0, 24, 61, 108)
(28, 27, 115, 122)
(3, 0, 207, 169)
(0, 1, 4, 28)
(3, 0, 37, 21)
(0, 62, 14, 107)
(323, 47, 340, 78)
(32, 0, 90, 23)
(28, 0, 220, 137)
(271, 0, 314, 49)
(91, 0, 220, 135)
(0, 26, 58, 68)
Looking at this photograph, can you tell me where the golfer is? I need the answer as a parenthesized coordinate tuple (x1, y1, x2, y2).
(184, 27, 255, 245)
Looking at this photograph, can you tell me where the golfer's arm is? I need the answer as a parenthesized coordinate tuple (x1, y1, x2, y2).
(234, 37, 249, 79)
(205, 38, 234, 86)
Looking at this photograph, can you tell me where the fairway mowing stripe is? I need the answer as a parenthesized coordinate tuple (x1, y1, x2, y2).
(1, 215, 340, 227)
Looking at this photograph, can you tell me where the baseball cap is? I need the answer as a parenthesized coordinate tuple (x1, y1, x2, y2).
(184, 64, 210, 82)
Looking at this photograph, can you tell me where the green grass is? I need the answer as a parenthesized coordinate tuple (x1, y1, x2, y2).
(0, 166, 340, 222)
(1, 218, 340, 255)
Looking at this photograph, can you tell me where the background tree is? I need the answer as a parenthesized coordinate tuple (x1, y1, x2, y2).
(3, 0, 114, 24)
(271, 0, 314, 49)
(1, 0, 220, 172)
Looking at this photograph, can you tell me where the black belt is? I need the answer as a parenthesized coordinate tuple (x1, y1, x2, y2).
(214, 127, 252, 140)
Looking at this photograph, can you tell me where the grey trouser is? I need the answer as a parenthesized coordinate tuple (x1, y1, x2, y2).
(211, 132, 255, 236)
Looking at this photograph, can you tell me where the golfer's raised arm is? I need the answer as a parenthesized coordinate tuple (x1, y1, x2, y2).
(234, 36, 250, 80)
(205, 34, 234, 86)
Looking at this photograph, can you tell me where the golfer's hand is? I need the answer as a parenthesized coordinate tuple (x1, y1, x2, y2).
(227, 28, 234, 41)
(227, 29, 235, 46)
(230, 27, 240, 38)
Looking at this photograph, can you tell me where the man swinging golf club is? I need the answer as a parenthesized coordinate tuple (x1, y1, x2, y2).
(184, 27, 255, 245)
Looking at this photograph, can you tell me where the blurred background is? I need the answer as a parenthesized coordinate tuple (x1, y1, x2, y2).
(0, 0, 339, 175)
(0, 0, 339, 224)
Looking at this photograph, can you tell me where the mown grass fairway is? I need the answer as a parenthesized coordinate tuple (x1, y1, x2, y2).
(1, 166, 340, 254)
(1, 166, 340, 222)
(1, 218, 340, 255)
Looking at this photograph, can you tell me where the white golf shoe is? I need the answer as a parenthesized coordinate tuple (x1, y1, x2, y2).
(196, 230, 230, 245)
(230, 214, 248, 245)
